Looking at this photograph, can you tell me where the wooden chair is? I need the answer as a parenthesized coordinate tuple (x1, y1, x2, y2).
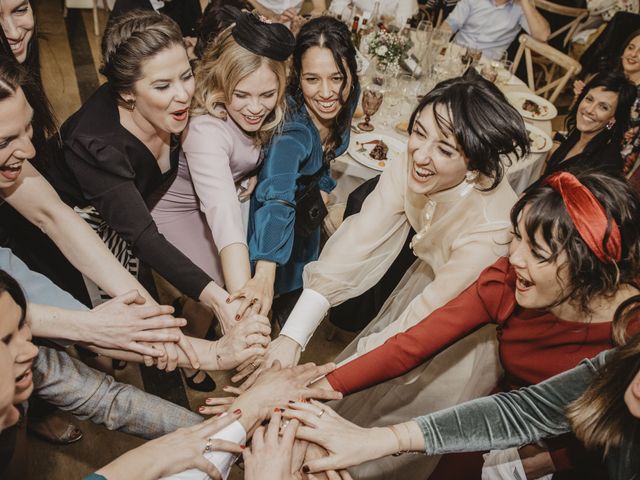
(512, 33, 582, 103)
(534, 0, 589, 50)
(63, 0, 104, 36)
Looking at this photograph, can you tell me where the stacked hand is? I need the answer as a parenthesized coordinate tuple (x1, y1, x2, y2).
(95, 410, 244, 480)
(283, 400, 394, 474)
(232, 335, 301, 387)
(91, 290, 199, 371)
(244, 410, 353, 480)
(213, 313, 271, 370)
(199, 362, 342, 419)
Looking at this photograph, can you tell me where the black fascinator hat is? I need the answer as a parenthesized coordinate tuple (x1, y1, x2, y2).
(220, 6, 295, 61)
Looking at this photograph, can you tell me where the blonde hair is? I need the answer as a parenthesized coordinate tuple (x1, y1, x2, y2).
(566, 329, 640, 455)
(191, 27, 287, 145)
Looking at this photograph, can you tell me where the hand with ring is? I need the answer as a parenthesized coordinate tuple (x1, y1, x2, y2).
(212, 312, 271, 370)
(243, 410, 300, 480)
(94, 410, 244, 480)
(226, 262, 275, 317)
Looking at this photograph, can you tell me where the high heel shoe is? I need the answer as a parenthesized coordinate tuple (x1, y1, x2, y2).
(184, 370, 216, 392)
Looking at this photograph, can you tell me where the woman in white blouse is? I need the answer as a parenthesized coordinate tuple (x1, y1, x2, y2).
(251, 71, 530, 479)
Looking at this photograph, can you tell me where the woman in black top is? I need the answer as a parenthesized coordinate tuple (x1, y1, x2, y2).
(544, 71, 636, 177)
(45, 11, 245, 387)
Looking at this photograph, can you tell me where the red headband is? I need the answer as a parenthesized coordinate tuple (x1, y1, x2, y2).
(544, 172, 622, 263)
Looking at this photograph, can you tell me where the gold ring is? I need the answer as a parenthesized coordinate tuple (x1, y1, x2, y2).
(317, 409, 325, 417)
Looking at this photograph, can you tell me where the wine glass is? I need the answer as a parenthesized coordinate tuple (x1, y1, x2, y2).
(414, 20, 433, 61)
(358, 86, 384, 132)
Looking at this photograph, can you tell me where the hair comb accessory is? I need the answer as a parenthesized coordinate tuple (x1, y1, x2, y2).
(220, 6, 295, 62)
(544, 171, 622, 263)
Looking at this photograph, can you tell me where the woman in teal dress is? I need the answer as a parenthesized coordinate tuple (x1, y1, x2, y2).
(244, 16, 360, 322)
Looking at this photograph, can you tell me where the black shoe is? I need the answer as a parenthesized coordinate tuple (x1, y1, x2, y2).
(184, 370, 217, 392)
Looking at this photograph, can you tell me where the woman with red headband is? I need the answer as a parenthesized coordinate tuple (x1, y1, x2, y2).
(304, 171, 640, 479)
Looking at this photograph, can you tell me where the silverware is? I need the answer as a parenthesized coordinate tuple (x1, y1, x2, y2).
(350, 124, 363, 134)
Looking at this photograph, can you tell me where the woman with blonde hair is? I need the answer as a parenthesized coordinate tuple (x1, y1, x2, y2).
(150, 7, 294, 326)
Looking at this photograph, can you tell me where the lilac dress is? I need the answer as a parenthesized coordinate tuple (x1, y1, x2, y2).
(150, 109, 261, 286)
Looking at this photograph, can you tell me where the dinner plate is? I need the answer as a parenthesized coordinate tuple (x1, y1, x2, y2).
(505, 92, 558, 121)
(525, 123, 553, 154)
(348, 132, 406, 172)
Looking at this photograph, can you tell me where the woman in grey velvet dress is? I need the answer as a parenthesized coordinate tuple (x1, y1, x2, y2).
(284, 332, 640, 480)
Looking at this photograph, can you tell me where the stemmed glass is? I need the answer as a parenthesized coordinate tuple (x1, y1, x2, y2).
(414, 20, 433, 62)
(358, 85, 384, 132)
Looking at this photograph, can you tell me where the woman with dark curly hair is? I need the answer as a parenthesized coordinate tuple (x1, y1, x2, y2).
(228, 69, 529, 479)
(303, 170, 640, 479)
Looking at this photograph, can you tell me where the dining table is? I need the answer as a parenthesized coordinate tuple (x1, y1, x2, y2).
(328, 60, 555, 208)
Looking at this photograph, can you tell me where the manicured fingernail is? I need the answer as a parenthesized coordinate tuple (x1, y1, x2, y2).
(205, 398, 214, 404)
(199, 406, 206, 412)
(240, 444, 246, 449)
(302, 466, 310, 474)
(233, 408, 241, 415)
(226, 297, 231, 303)
(273, 407, 280, 413)
(235, 314, 240, 320)
(288, 400, 295, 404)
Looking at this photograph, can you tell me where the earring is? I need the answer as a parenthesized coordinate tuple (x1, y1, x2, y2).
(124, 99, 136, 112)
(465, 170, 479, 183)
(606, 120, 615, 130)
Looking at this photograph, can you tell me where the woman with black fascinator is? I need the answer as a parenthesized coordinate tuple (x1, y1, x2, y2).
(239, 16, 361, 327)
(150, 7, 294, 342)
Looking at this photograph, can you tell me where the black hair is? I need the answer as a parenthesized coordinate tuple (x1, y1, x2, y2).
(195, 0, 249, 59)
(408, 69, 530, 190)
(566, 71, 636, 156)
(510, 171, 640, 317)
(0, 270, 27, 331)
(287, 16, 360, 160)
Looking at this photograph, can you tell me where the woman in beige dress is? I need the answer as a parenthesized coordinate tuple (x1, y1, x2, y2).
(244, 71, 530, 478)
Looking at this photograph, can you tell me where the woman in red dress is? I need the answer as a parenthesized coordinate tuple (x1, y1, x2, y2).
(311, 170, 640, 479)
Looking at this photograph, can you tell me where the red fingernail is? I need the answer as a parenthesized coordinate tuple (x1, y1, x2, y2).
(235, 315, 240, 320)
(302, 466, 310, 474)
(273, 407, 280, 413)
(199, 406, 206, 412)
(240, 444, 246, 449)
(233, 408, 241, 415)
(226, 298, 231, 303)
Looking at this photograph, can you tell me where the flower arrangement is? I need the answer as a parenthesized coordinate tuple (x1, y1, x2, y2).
(367, 31, 412, 70)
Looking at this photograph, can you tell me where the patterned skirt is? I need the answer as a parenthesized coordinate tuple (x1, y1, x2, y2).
(74, 205, 139, 307)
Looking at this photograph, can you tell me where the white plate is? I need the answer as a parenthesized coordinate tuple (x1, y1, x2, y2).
(525, 123, 553, 153)
(348, 132, 406, 172)
(505, 92, 557, 121)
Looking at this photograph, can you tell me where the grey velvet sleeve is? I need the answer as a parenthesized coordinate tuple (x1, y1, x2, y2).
(415, 350, 612, 455)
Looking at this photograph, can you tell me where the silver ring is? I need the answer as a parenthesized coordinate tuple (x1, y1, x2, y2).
(203, 439, 213, 454)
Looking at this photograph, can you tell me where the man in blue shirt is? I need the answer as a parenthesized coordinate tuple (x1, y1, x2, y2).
(441, 0, 550, 59)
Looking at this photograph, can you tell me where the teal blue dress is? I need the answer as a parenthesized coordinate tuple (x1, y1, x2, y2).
(83, 475, 106, 479)
(248, 95, 355, 295)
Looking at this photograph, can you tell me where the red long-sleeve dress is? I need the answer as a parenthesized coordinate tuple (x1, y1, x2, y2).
(327, 257, 635, 476)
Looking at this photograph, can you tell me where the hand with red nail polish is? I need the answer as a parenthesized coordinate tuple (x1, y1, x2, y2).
(94, 410, 244, 480)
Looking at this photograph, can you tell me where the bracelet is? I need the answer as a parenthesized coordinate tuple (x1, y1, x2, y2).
(389, 423, 420, 456)
(388, 425, 404, 456)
